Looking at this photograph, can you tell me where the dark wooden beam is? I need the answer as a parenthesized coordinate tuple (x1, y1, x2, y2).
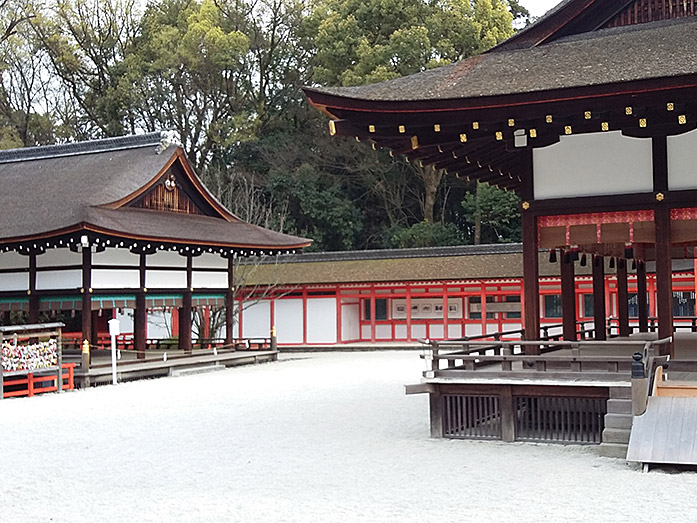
(520, 151, 539, 349)
(592, 256, 607, 340)
(636, 260, 649, 333)
(135, 253, 147, 359)
(180, 255, 193, 354)
(616, 258, 630, 337)
(560, 251, 577, 341)
(28, 253, 39, 324)
(81, 247, 92, 345)
(655, 205, 673, 355)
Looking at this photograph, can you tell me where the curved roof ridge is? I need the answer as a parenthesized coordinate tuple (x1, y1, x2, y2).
(0, 132, 165, 164)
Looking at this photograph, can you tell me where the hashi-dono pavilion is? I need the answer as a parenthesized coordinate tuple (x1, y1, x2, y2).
(305, 0, 697, 456)
(0, 132, 310, 355)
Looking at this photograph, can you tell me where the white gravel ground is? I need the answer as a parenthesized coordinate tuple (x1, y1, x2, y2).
(1, 351, 696, 522)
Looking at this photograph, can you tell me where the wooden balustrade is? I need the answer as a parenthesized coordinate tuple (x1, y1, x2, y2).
(2, 363, 76, 398)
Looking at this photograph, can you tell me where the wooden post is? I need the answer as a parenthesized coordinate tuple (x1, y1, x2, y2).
(521, 212, 540, 348)
(28, 253, 39, 324)
(560, 251, 576, 341)
(225, 256, 234, 346)
(655, 205, 673, 355)
(135, 253, 147, 359)
(369, 290, 376, 343)
(500, 385, 516, 442)
(406, 288, 412, 342)
(637, 261, 649, 332)
(592, 256, 606, 340)
(429, 389, 443, 438)
(81, 246, 92, 362)
(180, 255, 193, 353)
(617, 259, 630, 337)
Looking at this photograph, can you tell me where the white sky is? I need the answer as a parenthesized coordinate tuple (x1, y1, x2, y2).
(521, 0, 564, 18)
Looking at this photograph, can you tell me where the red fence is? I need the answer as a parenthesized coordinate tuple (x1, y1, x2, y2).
(2, 363, 75, 398)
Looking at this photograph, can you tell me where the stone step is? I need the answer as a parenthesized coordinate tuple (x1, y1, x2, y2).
(170, 364, 226, 377)
(609, 386, 632, 399)
(598, 442, 628, 459)
(607, 398, 633, 415)
(605, 413, 634, 430)
(602, 427, 631, 444)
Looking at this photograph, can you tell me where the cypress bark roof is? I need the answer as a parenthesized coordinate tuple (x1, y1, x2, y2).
(307, 17, 697, 104)
(0, 133, 311, 251)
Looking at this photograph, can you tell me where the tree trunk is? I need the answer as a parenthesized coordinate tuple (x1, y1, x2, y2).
(419, 164, 443, 223)
(474, 182, 482, 245)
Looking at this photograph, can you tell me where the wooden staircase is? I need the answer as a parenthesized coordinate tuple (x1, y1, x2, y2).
(599, 387, 633, 458)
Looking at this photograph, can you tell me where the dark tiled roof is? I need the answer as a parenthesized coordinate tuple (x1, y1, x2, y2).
(0, 134, 311, 250)
(307, 17, 697, 103)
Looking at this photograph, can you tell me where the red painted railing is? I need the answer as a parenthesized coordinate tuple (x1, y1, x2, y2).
(2, 363, 75, 398)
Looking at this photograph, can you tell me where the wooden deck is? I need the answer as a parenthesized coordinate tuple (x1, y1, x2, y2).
(74, 347, 278, 387)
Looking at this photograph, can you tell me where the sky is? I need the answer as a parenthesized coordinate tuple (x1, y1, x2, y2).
(521, 0, 563, 18)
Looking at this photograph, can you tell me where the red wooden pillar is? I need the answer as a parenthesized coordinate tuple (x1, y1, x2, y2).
(636, 261, 649, 333)
(560, 250, 576, 341)
(442, 285, 449, 340)
(302, 289, 308, 345)
(406, 287, 412, 342)
(592, 256, 607, 341)
(369, 287, 376, 343)
(336, 291, 342, 344)
(225, 256, 234, 345)
(479, 283, 487, 336)
(135, 253, 147, 359)
(617, 259, 630, 337)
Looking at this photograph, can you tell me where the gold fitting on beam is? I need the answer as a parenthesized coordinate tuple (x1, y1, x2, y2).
(656, 192, 665, 202)
(368, 125, 376, 133)
(328, 121, 336, 136)
(495, 131, 503, 141)
(508, 118, 515, 127)
(545, 115, 553, 123)
(529, 129, 537, 138)
(584, 111, 592, 119)
(27, 290, 31, 295)
(410, 136, 419, 149)
(601, 122, 609, 131)
(472, 121, 479, 130)
(625, 106, 633, 115)
(639, 118, 647, 128)
(398, 125, 405, 134)
(522, 201, 530, 210)
(460, 133, 467, 142)
(667, 102, 675, 111)
(679, 114, 687, 125)
(434, 124, 441, 132)
(564, 125, 572, 135)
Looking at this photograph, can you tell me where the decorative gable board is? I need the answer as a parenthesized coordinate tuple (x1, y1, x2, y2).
(128, 162, 218, 217)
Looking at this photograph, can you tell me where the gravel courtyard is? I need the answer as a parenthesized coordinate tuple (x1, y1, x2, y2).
(1, 351, 696, 522)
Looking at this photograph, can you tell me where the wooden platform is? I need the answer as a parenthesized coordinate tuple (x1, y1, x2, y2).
(75, 349, 278, 387)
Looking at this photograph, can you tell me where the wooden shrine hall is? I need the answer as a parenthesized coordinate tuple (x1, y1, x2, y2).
(305, 0, 697, 357)
(305, 0, 697, 454)
(0, 132, 311, 363)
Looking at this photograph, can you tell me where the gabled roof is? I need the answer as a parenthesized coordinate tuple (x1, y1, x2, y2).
(306, 16, 697, 105)
(0, 133, 311, 251)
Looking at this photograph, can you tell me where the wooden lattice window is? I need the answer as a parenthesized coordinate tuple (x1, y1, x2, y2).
(604, 0, 697, 28)
(131, 173, 204, 215)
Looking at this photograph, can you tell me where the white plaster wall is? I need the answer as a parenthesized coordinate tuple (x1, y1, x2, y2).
(668, 127, 697, 190)
(486, 323, 499, 334)
(394, 324, 408, 339)
(341, 303, 360, 341)
(241, 301, 270, 338)
(93, 248, 141, 267)
(505, 323, 522, 333)
(192, 271, 227, 289)
(465, 324, 483, 337)
(410, 324, 427, 340)
(306, 298, 337, 343)
(147, 251, 188, 268)
(193, 253, 228, 269)
(275, 299, 303, 344)
(37, 248, 82, 267)
(36, 269, 81, 290)
(92, 269, 140, 289)
(448, 324, 462, 339)
(0, 272, 29, 291)
(533, 131, 653, 199)
(361, 325, 371, 339)
(0, 252, 27, 270)
(430, 325, 444, 339)
(146, 270, 187, 289)
(375, 324, 391, 340)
